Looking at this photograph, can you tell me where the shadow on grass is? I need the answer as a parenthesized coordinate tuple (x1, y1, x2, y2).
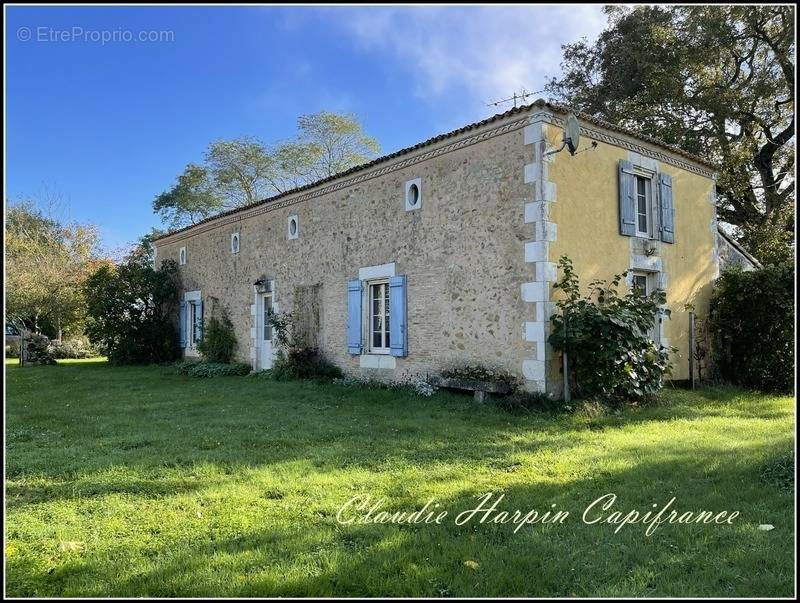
(6, 361, 794, 481)
(5, 361, 795, 596)
(15, 442, 792, 597)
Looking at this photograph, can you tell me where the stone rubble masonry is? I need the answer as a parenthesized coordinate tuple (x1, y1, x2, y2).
(155, 110, 537, 386)
(154, 104, 718, 393)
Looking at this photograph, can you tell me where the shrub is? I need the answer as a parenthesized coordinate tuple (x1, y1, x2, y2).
(548, 256, 675, 402)
(197, 310, 237, 364)
(49, 337, 100, 359)
(331, 375, 392, 389)
(177, 360, 251, 378)
(408, 374, 438, 397)
(270, 346, 343, 381)
(709, 265, 793, 393)
(84, 256, 180, 364)
(440, 364, 521, 390)
(331, 373, 438, 397)
(6, 344, 20, 359)
(23, 333, 57, 365)
(268, 311, 343, 381)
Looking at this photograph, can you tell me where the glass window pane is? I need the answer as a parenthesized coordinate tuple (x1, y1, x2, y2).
(192, 303, 201, 342)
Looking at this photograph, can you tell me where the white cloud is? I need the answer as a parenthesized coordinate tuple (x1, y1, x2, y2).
(331, 5, 606, 118)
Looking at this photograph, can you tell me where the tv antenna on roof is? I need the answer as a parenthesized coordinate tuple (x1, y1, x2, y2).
(486, 87, 544, 109)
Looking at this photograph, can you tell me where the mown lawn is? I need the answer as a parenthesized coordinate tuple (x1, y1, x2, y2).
(5, 359, 795, 597)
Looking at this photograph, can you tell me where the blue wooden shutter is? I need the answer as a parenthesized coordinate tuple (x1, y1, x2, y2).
(179, 301, 187, 348)
(347, 280, 362, 355)
(389, 275, 408, 357)
(658, 173, 675, 243)
(618, 160, 636, 237)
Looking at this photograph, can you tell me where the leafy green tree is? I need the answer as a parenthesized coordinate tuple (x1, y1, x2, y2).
(205, 137, 277, 206)
(5, 201, 100, 339)
(153, 164, 222, 230)
(293, 111, 381, 181)
(153, 112, 380, 228)
(710, 265, 794, 393)
(84, 253, 181, 364)
(547, 5, 794, 264)
(548, 256, 674, 402)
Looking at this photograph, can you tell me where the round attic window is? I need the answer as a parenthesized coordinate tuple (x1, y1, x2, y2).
(407, 183, 420, 207)
(289, 217, 298, 236)
(231, 233, 240, 254)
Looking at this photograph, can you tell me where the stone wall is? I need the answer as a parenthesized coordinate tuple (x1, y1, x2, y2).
(154, 104, 720, 394)
(154, 111, 536, 384)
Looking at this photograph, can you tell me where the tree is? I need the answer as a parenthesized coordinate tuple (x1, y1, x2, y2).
(710, 265, 793, 393)
(5, 200, 100, 339)
(548, 256, 674, 402)
(293, 111, 381, 181)
(547, 5, 795, 264)
(205, 137, 277, 206)
(153, 164, 222, 230)
(84, 253, 181, 364)
(153, 112, 380, 228)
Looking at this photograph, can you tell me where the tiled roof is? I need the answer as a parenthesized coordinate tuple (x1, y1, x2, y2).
(153, 99, 717, 241)
(717, 226, 762, 268)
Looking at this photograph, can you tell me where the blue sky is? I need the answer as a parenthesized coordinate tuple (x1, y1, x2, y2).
(6, 5, 606, 252)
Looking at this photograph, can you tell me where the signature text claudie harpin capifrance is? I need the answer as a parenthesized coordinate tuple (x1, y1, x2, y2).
(336, 492, 740, 536)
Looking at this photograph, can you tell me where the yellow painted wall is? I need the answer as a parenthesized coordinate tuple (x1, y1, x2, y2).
(546, 124, 717, 382)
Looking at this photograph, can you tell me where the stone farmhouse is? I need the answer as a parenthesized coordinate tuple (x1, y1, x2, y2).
(152, 99, 757, 395)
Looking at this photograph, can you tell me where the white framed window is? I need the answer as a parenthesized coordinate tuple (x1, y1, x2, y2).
(231, 232, 240, 254)
(183, 290, 203, 349)
(634, 174, 653, 237)
(368, 279, 391, 353)
(288, 215, 299, 240)
(179, 246, 187, 265)
(404, 178, 422, 211)
(189, 301, 202, 346)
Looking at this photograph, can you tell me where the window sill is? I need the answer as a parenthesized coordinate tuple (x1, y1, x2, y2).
(359, 354, 396, 369)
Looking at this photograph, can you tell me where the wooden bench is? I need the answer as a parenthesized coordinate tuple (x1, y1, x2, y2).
(430, 376, 512, 402)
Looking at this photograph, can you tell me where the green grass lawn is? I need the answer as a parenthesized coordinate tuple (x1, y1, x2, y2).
(5, 360, 795, 597)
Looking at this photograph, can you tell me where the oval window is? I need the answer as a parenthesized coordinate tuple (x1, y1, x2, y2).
(231, 234, 239, 253)
(289, 218, 298, 236)
(407, 183, 420, 207)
